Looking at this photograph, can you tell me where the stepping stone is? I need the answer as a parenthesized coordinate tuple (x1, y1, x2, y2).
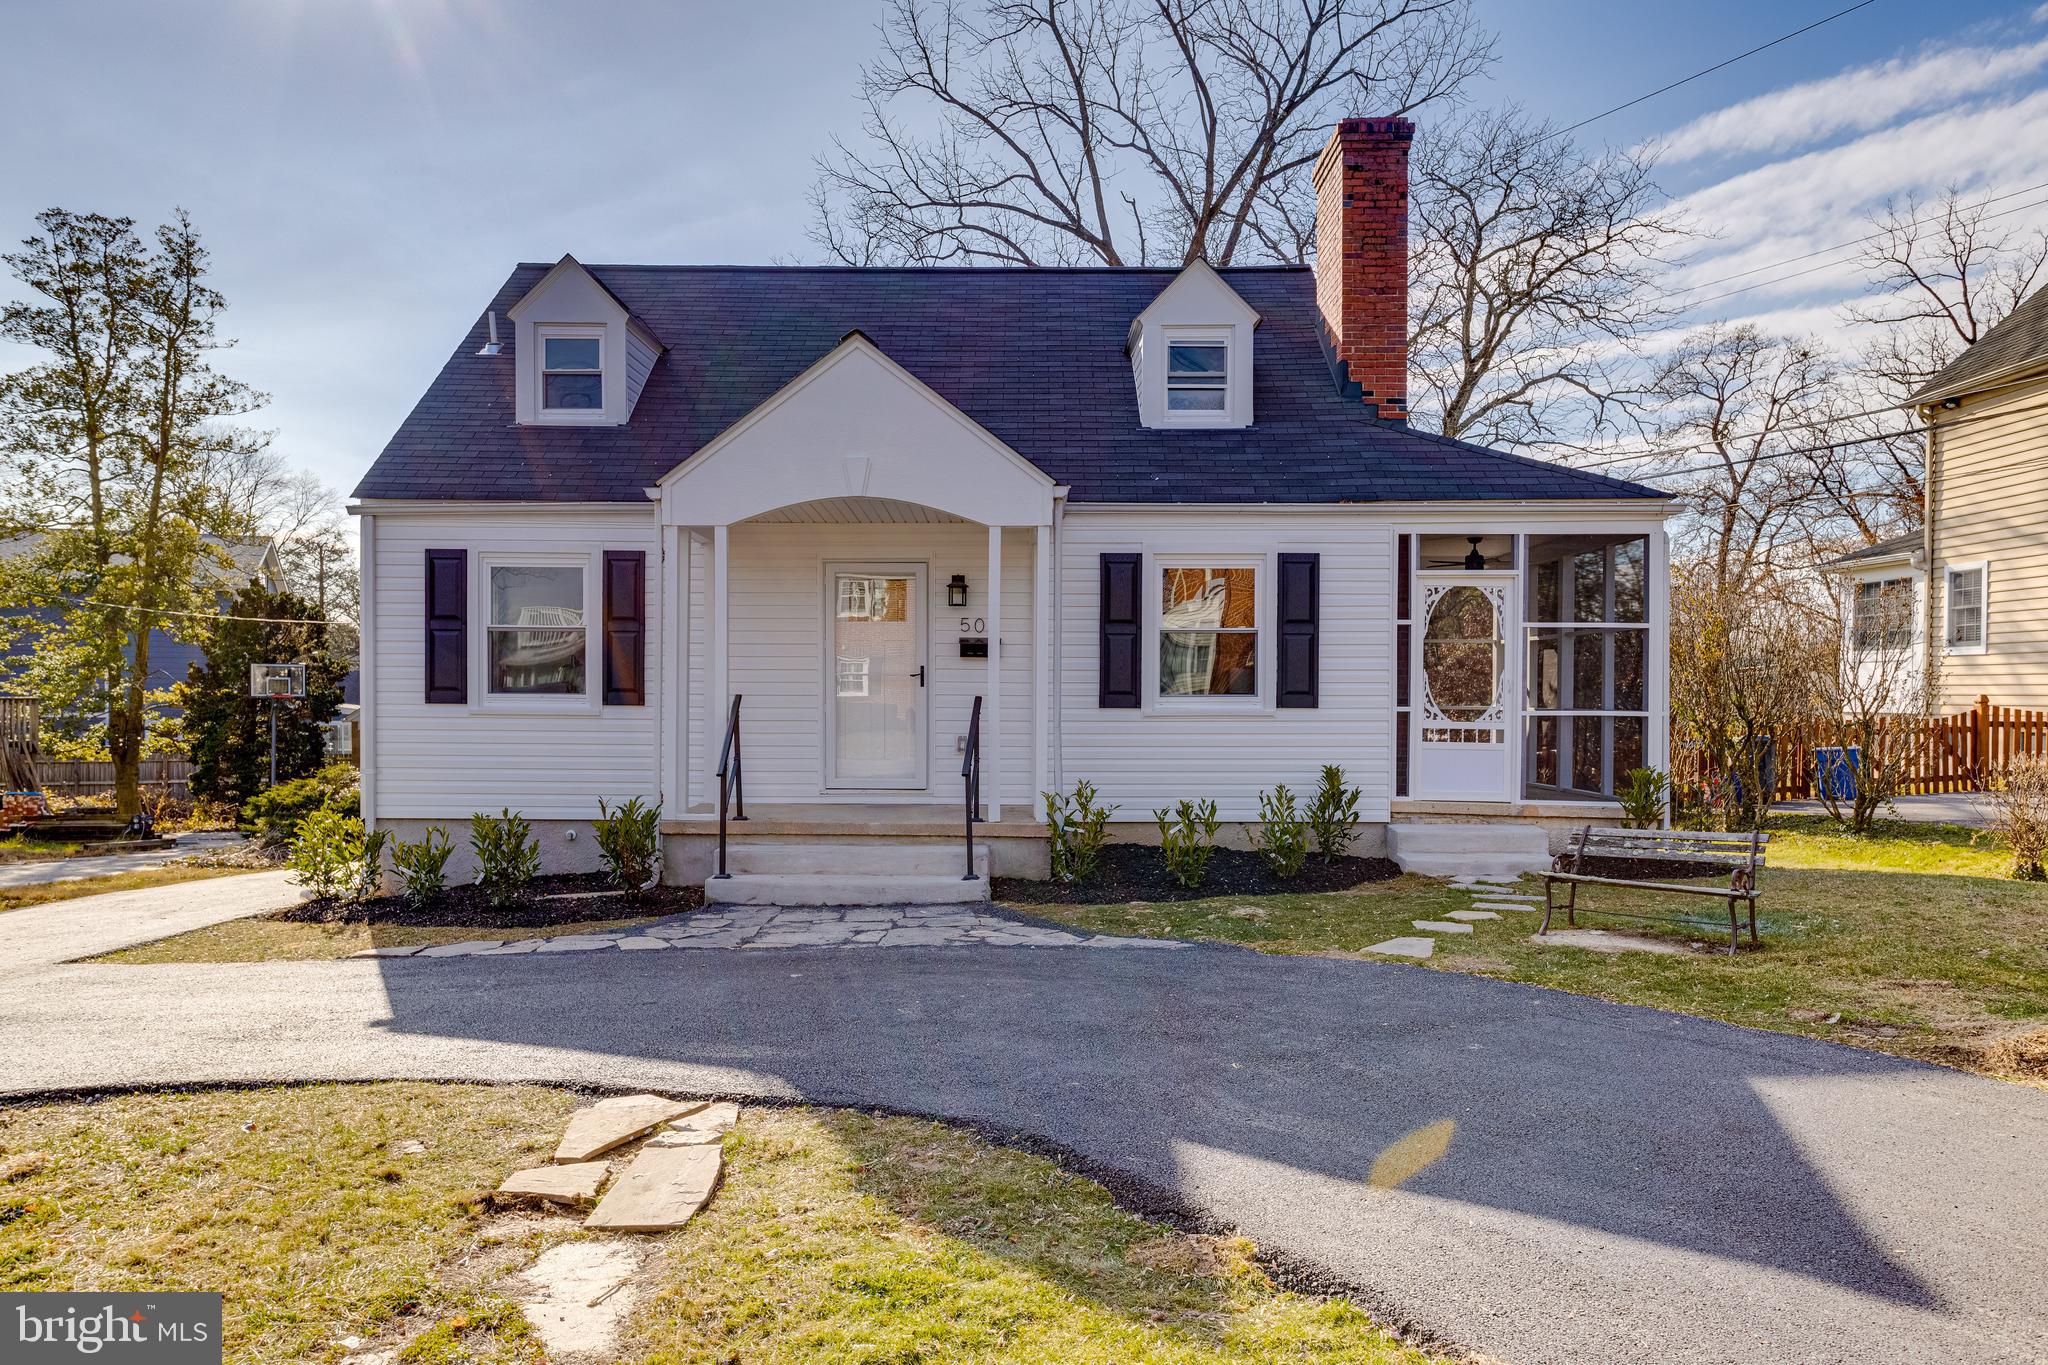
(1533, 929, 1686, 955)
(1364, 936, 1435, 959)
(347, 945, 421, 958)
(496, 1161, 610, 1208)
(878, 927, 967, 946)
(616, 937, 669, 950)
(555, 1095, 706, 1163)
(535, 936, 621, 953)
(1445, 910, 1500, 922)
(1473, 901, 1540, 913)
(665, 1101, 739, 1136)
(417, 940, 504, 957)
(584, 1143, 723, 1232)
(647, 1127, 722, 1147)
(1413, 919, 1473, 934)
(510, 1241, 645, 1357)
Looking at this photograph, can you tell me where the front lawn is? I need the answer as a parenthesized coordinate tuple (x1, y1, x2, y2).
(0, 1083, 1435, 1364)
(0, 834, 83, 864)
(98, 915, 666, 963)
(1009, 817, 2048, 1084)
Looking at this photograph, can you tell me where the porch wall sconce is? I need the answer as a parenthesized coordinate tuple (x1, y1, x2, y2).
(947, 574, 969, 607)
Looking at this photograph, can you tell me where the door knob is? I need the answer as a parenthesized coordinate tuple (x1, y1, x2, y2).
(911, 666, 926, 687)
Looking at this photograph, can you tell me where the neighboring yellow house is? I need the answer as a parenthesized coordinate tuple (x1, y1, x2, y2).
(1907, 286, 2048, 712)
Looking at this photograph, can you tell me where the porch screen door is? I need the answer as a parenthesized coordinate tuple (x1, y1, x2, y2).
(1411, 576, 1513, 800)
(827, 566, 926, 788)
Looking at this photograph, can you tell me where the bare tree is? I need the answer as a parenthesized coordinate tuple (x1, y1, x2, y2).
(1644, 323, 1843, 594)
(809, 0, 1491, 267)
(1406, 107, 1689, 446)
(1810, 570, 1937, 834)
(1817, 187, 2048, 537)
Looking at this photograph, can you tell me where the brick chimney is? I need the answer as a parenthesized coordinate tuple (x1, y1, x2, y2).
(1313, 117, 1413, 422)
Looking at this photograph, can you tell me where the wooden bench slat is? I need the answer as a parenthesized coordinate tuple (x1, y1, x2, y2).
(1584, 828, 1771, 843)
(1548, 872, 1760, 897)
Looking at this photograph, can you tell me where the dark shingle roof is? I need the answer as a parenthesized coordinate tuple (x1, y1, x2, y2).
(1826, 531, 1922, 567)
(1912, 284, 2048, 405)
(353, 264, 1666, 505)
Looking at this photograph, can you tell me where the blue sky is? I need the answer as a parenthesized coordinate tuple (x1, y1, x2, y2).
(3, 0, 2046, 498)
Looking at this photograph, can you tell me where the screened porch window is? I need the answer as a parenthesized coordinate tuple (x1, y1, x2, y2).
(1523, 534, 1649, 800)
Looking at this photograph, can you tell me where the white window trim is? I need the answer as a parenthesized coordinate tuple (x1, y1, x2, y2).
(1849, 574, 1917, 654)
(472, 549, 602, 713)
(535, 324, 607, 425)
(1943, 561, 1989, 655)
(1158, 329, 1235, 428)
(1147, 553, 1271, 711)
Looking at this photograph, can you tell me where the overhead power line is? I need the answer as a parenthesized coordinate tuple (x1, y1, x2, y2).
(22, 594, 348, 628)
(1546, 0, 1881, 143)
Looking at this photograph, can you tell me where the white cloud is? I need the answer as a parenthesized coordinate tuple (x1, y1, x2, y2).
(1657, 33, 2048, 165)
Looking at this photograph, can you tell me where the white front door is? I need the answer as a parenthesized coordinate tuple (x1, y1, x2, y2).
(1412, 574, 1515, 800)
(825, 564, 927, 789)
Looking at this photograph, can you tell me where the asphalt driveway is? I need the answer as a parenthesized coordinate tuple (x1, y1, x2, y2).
(2, 878, 2043, 1364)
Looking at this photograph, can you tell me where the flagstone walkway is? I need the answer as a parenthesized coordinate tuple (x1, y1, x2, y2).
(351, 904, 1191, 958)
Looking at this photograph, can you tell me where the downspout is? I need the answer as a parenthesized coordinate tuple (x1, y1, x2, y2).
(1049, 490, 1067, 799)
(356, 511, 377, 832)
(1922, 410, 1939, 710)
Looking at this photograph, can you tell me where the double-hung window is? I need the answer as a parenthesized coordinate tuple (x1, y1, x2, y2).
(1853, 577, 1914, 652)
(1165, 340, 1228, 414)
(1159, 564, 1257, 697)
(487, 564, 587, 695)
(540, 331, 603, 412)
(1946, 564, 1987, 651)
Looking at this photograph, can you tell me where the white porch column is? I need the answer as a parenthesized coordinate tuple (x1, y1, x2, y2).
(1032, 522, 1050, 820)
(985, 523, 1003, 823)
(1648, 523, 1672, 807)
(711, 524, 731, 746)
(659, 523, 687, 816)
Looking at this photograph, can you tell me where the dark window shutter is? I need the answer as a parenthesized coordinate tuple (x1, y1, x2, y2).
(423, 549, 468, 705)
(1099, 552, 1142, 709)
(602, 549, 647, 706)
(1276, 552, 1319, 708)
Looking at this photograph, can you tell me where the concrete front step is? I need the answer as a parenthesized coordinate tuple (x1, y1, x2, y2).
(703, 872, 991, 906)
(724, 840, 987, 878)
(1387, 821, 1552, 878)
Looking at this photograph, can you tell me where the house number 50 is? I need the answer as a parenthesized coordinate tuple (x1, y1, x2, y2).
(960, 616, 986, 633)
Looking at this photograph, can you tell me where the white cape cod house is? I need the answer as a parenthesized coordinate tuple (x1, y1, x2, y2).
(350, 118, 1674, 898)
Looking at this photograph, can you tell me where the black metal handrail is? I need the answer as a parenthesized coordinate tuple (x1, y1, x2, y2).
(961, 695, 983, 880)
(713, 693, 746, 879)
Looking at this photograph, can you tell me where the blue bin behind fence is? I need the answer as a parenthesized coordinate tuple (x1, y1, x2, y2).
(1815, 746, 1861, 801)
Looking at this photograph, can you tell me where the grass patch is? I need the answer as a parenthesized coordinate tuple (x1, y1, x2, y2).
(0, 865, 250, 914)
(1009, 819, 2048, 1085)
(97, 915, 666, 964)
(0, 835, 84, 864)
(0, 1082, 577, 1365)
(0, 1085, 1436, 1365)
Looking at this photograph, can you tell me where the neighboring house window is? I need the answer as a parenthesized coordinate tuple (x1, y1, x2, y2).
(836, 576, 875, 620)
(835, 654, 870, 697)
(1160, 565, 1256, 697)
(1853, 577, 1914, 651)
(1165, 340, 1228, 414)
(540, 332, 603, 411)
(1946, 564, 1987, 651)
(488, 564, 586, 694)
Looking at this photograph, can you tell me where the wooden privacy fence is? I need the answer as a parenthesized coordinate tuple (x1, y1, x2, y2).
(36, 759, 193, 801)
(1673, 696, 2048, 801)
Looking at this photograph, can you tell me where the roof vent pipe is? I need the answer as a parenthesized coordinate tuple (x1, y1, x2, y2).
(477, 310, 503, 357)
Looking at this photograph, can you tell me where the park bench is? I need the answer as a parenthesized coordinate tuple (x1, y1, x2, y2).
(1542, 827, 1770, 956)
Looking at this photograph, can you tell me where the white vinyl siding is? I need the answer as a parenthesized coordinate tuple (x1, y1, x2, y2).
(367, 506, 660, 820)
(1059, 509, 1394, 822)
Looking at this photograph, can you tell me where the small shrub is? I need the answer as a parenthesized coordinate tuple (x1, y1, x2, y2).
(594, 797, 661, 893)
(1307, 764, 1362, 863)
(470, 808, 540, 909)
(1618, 767, 1670, 829)
(357, 827, 390, 902)
(243, 762, 359, 844)
(1153, 798, 1221, 889)
(1988, 756, 2048, 881)
(1252, 784, 1308, 879)
(1044, 779, 1118, 883)
(289, 807, 363, 902)
(391, 826, 453, 907)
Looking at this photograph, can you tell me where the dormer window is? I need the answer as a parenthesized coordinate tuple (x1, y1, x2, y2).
(1166, 341, 1229, 414)
(540, 331, 603, 412)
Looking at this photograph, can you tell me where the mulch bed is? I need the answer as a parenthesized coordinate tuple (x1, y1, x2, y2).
(273, 872, 702, 928)
(1561, 855, 1733, 882)
(996, 843, 1399, 905)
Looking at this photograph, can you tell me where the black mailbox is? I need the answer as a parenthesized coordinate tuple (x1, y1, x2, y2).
(959, 637, 989, 658)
